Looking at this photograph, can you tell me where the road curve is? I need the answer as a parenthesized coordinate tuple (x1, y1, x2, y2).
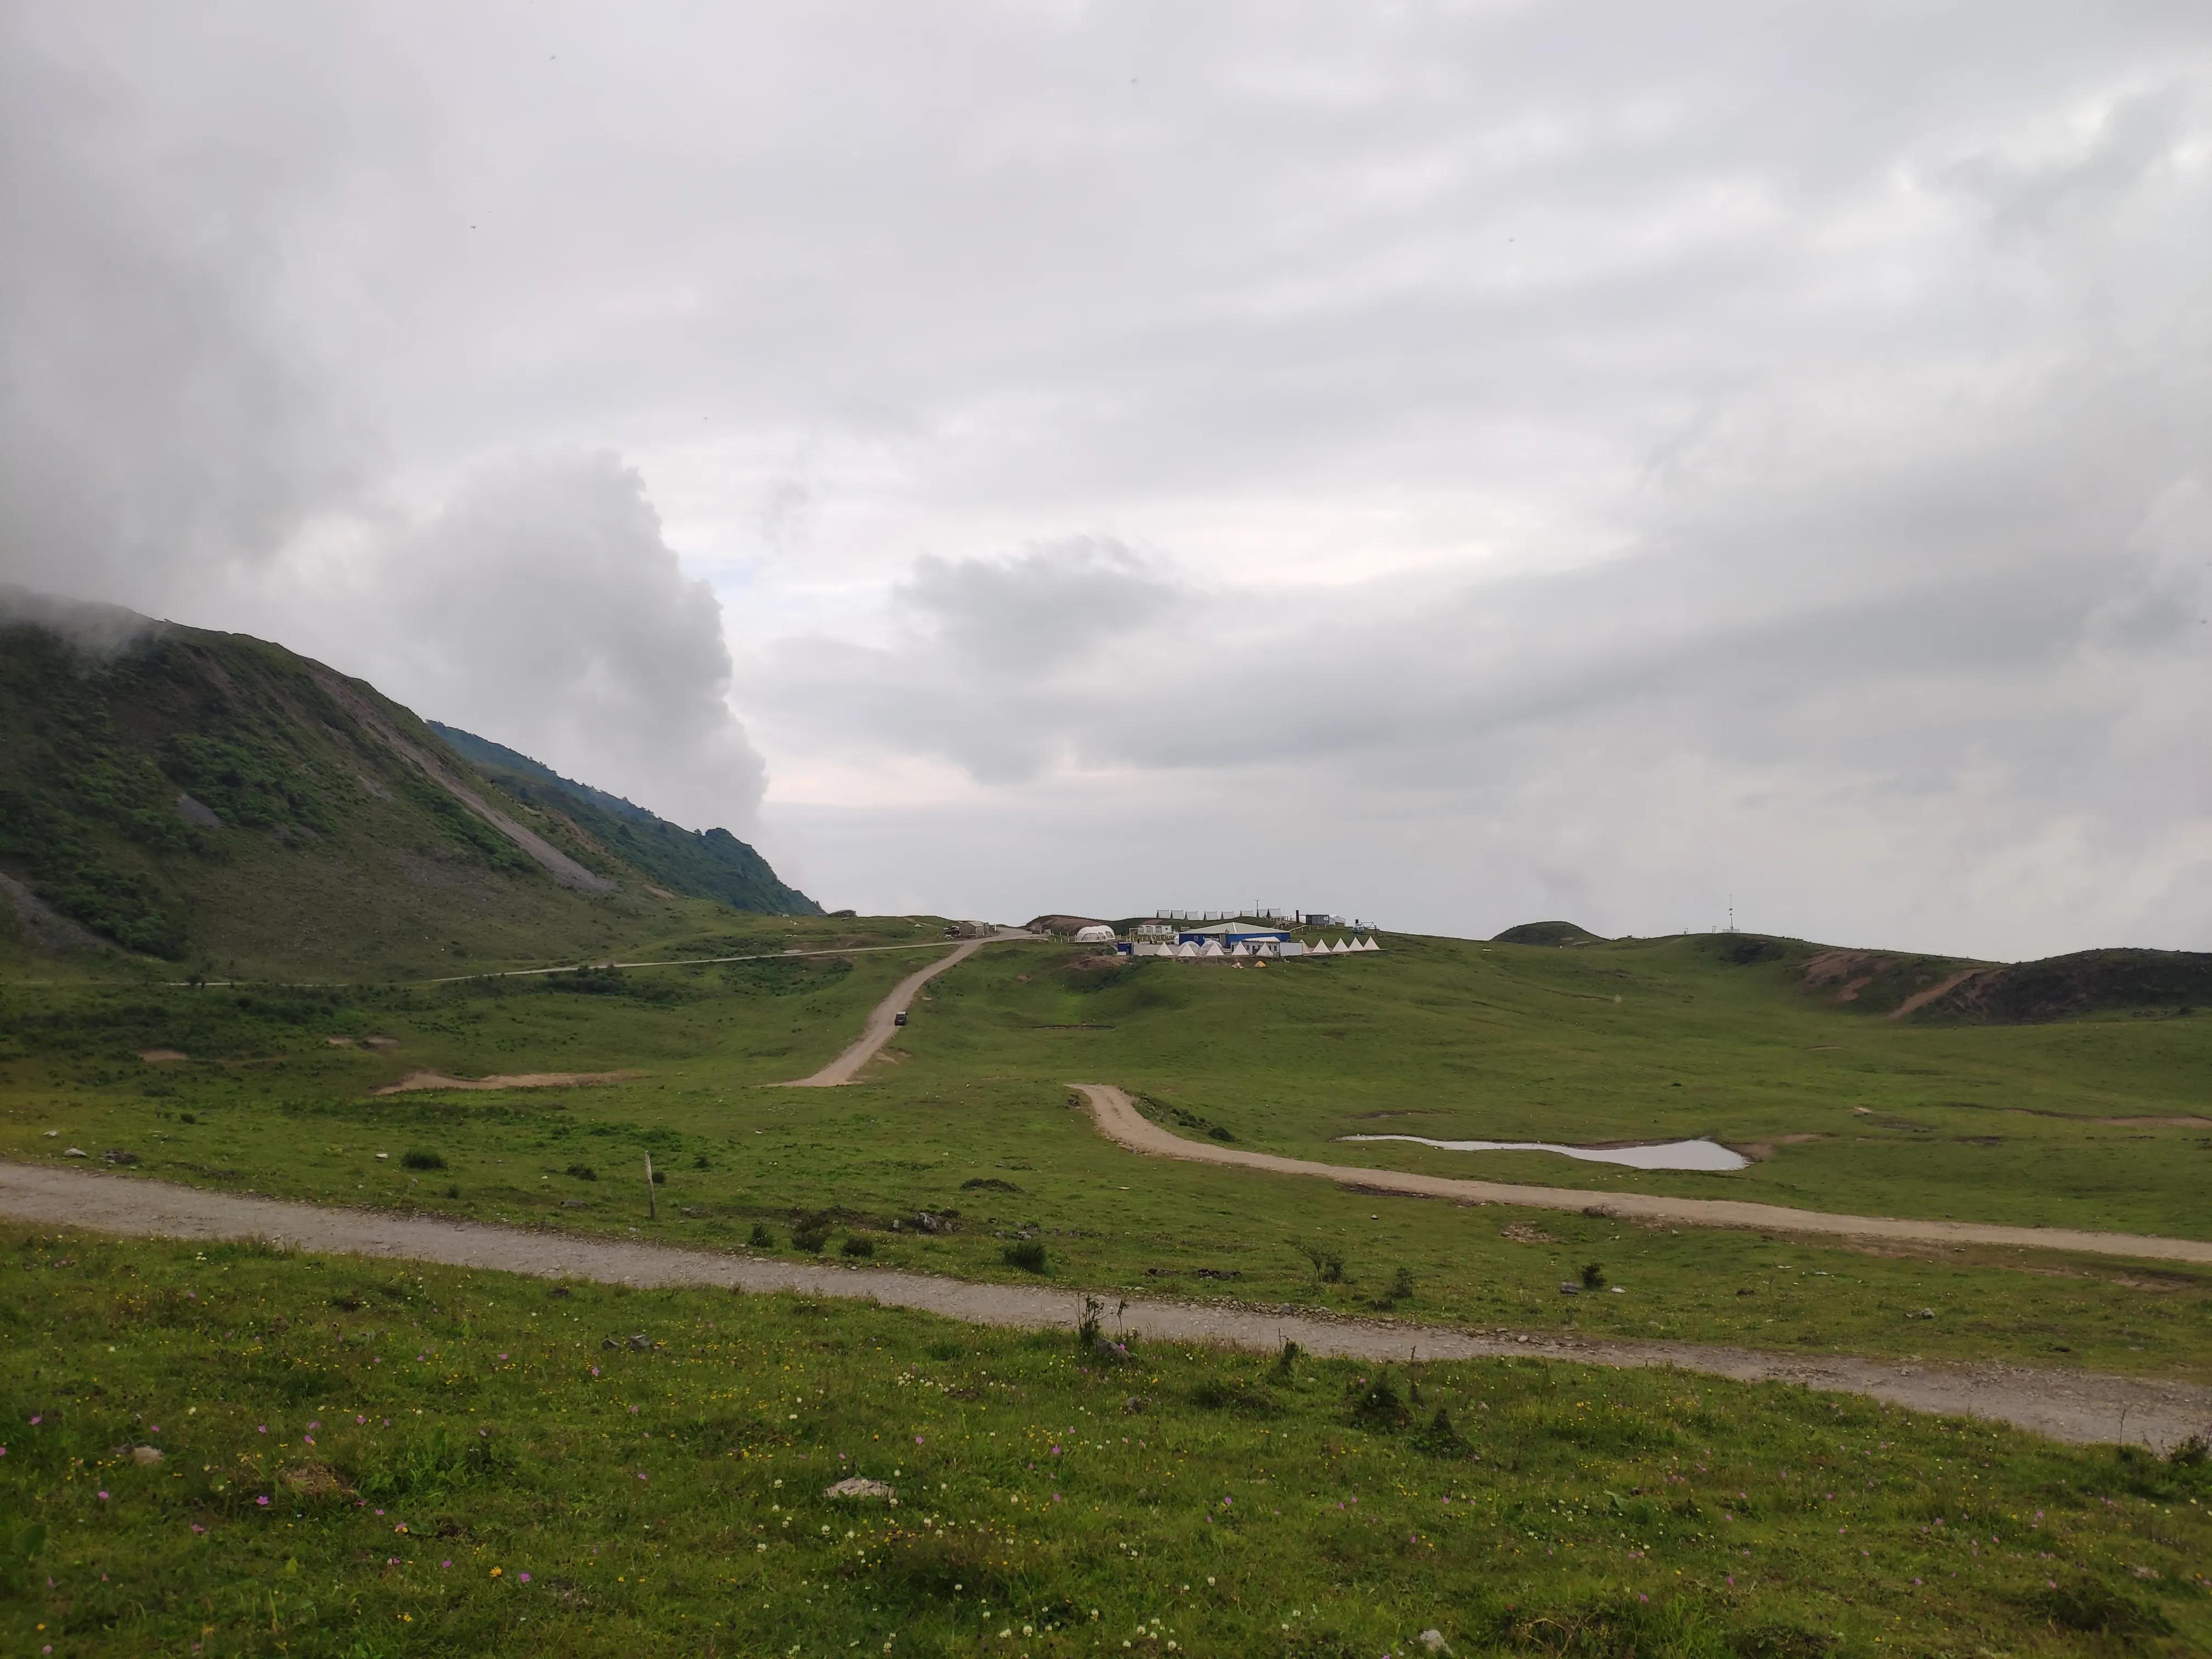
(0, 1160, 2203, 1450)
(1073, 1083, 2212, 1267)
(776, 936, 991, 1086)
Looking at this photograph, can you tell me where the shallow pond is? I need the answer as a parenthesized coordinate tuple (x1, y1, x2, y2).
(1335, 1133, 1750, 1172)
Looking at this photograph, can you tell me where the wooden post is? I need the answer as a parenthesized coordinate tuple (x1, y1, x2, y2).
(645, 1151, 657, 1221)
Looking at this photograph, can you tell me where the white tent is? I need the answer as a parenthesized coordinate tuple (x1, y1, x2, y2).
(1198, 938, 1225, 958)
(1073, 923, 1115, 943)
(1227, 940, 1250, 957)
(1356, 935, 1379, 952)
(1330, 938, 1351, 954)
(1174, 941, 1199, 959)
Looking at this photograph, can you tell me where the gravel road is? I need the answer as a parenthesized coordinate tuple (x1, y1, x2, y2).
(1, 1161, 2205, 1452)
(1074, 1084, 2212, 1267)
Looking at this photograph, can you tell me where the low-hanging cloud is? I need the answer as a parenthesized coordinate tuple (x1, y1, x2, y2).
(326, 452, 767, 833)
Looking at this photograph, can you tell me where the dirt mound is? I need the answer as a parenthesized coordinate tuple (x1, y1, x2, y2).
(1910, 948, 2212, 1024)
(369, 1069, 638, 1094)
(1491, 920, 1604, 946)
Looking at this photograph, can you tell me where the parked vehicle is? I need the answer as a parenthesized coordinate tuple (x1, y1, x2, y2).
(893, 1011, 908, 1026)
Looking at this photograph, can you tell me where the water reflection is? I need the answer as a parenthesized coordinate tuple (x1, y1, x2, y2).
(1336, 1133, 1750, 1172)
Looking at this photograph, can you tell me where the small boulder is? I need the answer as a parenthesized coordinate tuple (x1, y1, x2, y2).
(1419, 1632, 1451, 1655)
(824, 1477, 894, 1500)
(131, 1444, 164, 1466)
(64, 1147, 88, 1158)
(627, 1333, 654, 1351)
(1558, 1282, 1580, 1295)
(101, 1149, 140, 1166)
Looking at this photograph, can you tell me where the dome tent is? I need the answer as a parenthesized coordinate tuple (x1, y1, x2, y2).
(1073, 924, 1116, 943)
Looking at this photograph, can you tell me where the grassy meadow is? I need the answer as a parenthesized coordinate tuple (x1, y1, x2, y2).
(4, 1225, 2209, 1658)
(2, 928, 2210, 1382)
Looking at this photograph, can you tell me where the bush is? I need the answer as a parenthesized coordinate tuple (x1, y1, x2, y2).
(747, 1222, 775, 1248)
(1294, 1240, 1345, 1283)
(401, 1149, 445, 1171)
(443, 1183, 460, 1199)
(566, 1164, 597, 1181)
(792, 1223, 831, 1254)
(2171, 1432, 2208, 1468)
(1581, 1261, 1607, 1290)
(1350, 1370, 1408, 1431)
(650, 1169, 667, 1185)
(839, 1235, 874, 1258)
(1003, 1242, 1048, 1273)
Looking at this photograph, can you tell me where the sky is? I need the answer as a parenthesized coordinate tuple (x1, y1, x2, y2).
(3, 2, 2208, 957)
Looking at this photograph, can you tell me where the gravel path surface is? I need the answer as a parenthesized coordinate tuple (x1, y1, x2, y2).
(1, 1161, 2206, 1451)
(776, 937, 996, 1086)
(1075, 1084, 2212, 1267)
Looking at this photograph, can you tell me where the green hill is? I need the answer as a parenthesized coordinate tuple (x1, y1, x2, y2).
(427, 722, 816, 917)
(0, 589, 816, 977)
(1489, 919, 1605, 946)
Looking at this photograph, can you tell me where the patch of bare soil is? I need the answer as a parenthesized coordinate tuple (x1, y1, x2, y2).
(1888, 968, 1990, 1020)
(137, 1049, 188, 1063)
(369, 1069, 639, 1095)
(1, 1160, 2204, 1453)
(1730, 1132, 1830, 1163)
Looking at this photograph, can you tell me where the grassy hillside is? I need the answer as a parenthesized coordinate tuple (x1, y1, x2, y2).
(5, 923, 2210, 1380)
(0, 592, 814, 979)
(4, 1226, 2206, 1658)
(427, 721, 817, 917)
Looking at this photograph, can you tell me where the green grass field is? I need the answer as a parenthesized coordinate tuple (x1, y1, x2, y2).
(4, 1226, 2208, 1657)
(3, 929, 2210, 1383)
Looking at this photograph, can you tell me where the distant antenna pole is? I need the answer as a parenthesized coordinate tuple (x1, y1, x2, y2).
(1728, 894, 1735, 933)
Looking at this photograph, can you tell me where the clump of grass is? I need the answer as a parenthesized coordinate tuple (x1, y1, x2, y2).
(565, 1164, 597, 1181)
(839, 1235, 874, 1258)
(401, 1149, 445, 1171)
(1348, 1369, 1408, 1431)
(2171, 1433, 2208, 1468)
(1294, 1240, 1345, 1284)
(1003, 1241, 1047, 1273)
(792, 1220, 832, 1253)
(747, 1222, 774, 1248)
(443, 1183, 461, 1200)
(1582, 1261, 1607, 1290)
(1271, 1340, 1301, 1381)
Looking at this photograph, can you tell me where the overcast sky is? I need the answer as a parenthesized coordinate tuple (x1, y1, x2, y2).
(4, 2, 2208, 957)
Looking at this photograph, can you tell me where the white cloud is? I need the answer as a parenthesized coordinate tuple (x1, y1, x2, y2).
(2, 2, 2208, 948)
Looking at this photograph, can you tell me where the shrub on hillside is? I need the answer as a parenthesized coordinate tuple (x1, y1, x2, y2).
(401, 1149, 445, 1171)
(1002, 1242, 1047, 1273)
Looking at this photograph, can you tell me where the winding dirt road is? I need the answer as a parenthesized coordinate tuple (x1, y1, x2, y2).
(1074, 1084, 2212, 1267)
(777, 936, 1001, 1086)
(0, 1161, 2204, 1451)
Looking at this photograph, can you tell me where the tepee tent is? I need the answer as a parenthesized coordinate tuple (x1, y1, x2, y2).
(1198, 938, 1225, 958)
(1174, 940, 1199, 960)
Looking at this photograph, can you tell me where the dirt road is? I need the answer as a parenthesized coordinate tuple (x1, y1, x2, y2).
(1074, 1083, 2212, 1267)
(0, 1160, 2203, 1451)
(777, 936, 994, 1086)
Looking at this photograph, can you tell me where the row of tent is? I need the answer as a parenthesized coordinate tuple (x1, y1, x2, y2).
(1129, 936, 1383, 959)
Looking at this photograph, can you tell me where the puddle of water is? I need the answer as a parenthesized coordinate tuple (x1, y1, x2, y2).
(1336, 1133, 1751, 1172)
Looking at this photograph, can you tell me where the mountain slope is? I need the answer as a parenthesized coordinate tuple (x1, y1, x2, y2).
(428, 723, 817, 917)
(0, 589, 814, 975)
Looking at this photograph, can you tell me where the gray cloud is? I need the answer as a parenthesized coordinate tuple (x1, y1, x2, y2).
(2, 3, 2208, 949)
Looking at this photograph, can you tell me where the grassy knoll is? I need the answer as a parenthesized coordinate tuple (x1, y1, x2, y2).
(3, 933, 2211, 1383)
(902, 933, 2212, 1241)
(4, 1226, 2209, 1657)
